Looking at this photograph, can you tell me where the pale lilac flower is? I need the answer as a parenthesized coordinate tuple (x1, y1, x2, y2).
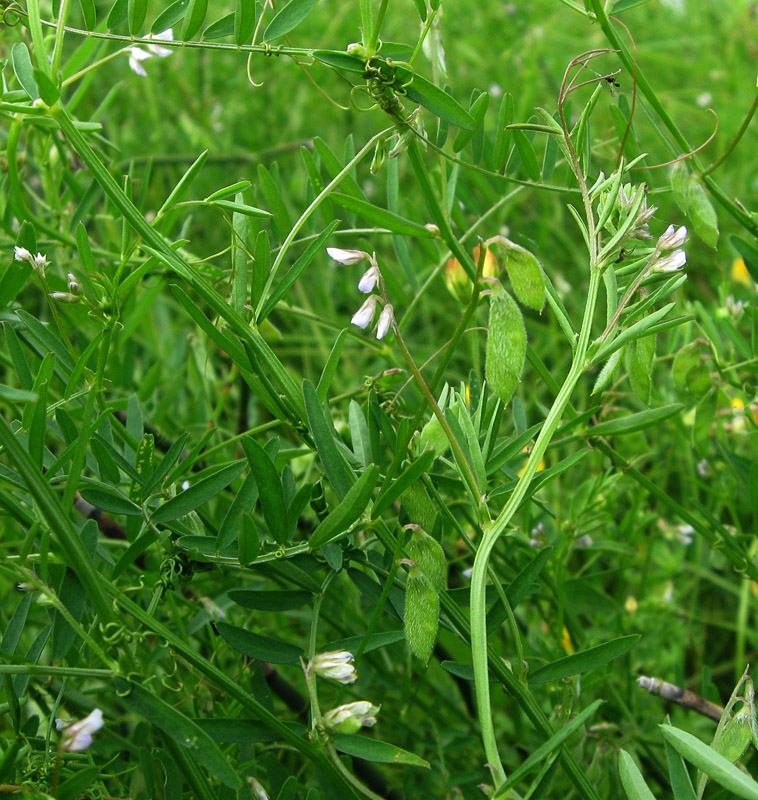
(358, 265, 380, 293)
(57, 708, 104, 752)
(655, 249, 687, 273)
(351, 295, 380, 329)
(309, 650, 357, 684)
(326, 247, 370, 266)
(697, 459, 708, 477)
(14, 246, 32, 262)
(657, 224, 687, 250)
(128, 29, 173, 76)
(376, 303, 394, 340)
(322, 701, 379, 733)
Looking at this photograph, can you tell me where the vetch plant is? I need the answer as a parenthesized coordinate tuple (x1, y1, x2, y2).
(1, 0, 757, 798)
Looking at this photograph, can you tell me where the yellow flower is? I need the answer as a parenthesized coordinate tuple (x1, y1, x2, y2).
(731, 258, 753, 286)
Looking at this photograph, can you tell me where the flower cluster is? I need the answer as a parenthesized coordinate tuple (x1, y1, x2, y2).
(55, 708, 104, 752)
(308, 649, 357, 684)
(128, 29, 173, 76)
(322, 701, 380, 734)
(653, 224, 688, 273)
(14, 246, 49, 274)
(327, 248, 395, 340)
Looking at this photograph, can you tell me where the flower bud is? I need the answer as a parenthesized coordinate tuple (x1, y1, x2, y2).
(358, 265, 381, 294)
(322, 701, 379, 734)
(50, 292, 81, 304)
(326, 247, 370, 266)
(309, 650, 357, 684)
(657, 224, 687, 250)
(14, 246, 32, 262)
(376, 303, 394, 340)
(351, 295, 380, 329)
(66, 272, 83, 295)
(370, 138, 387, 175)
(56, 708, 104, 752)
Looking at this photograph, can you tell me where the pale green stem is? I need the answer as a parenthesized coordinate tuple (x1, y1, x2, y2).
(391, 319, 483, 511)
(365, 0, 388, 56)
(0, 665, 114, 678)
(25, 0, 51, 74)
(470, 266, 601, 787)
(51, 0, 72, 77)
(360, 0, 373, 49)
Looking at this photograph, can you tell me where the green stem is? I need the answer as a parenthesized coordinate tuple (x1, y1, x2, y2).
(0, 664, 113, 678)
(51, 0, 72, 77)
(25, 0, 51, 75)
(702, 90, 758, 177)
(0, 416, 115, 626)
(392, 319, 482, 509)
(360, 0, 373, 49)
(470, 266, 601, 786)
(365, 0, 388, 56)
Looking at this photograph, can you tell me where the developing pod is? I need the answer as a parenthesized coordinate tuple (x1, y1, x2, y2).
(485, 282, 526, 406)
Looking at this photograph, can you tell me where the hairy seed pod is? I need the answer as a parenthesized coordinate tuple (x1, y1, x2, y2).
(400, 481, 437, 533)
(418, 413, 449, 457)
(485, 283, 526, 406)
(404, 565, 439, 664)
(407, 526, 445, 593)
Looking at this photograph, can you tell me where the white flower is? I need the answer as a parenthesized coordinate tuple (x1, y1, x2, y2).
(50, 292, 80, 303)
(14, 246, 32, 262)
(654, 249, 687, 272)
(376, 303, 394, 340)
(33, 252, 48, 272)
(657, 224, 687, 250)
(326, 247, 370, 266)
(57, 708, 104, 752)
(309, 650, 357, 684)
(676, 524, 694, 545)
(128, 29, 173, 76)
(322, 701, 379, 733)
(358, 265, 380, 293)
(351, 295, 380, 329)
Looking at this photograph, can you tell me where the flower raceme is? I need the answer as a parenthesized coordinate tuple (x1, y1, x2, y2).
(327, 246, 394, 339)
(657, 224, 687, 251)
(56, 708, 104, 752)
(308, 650, 357, 684)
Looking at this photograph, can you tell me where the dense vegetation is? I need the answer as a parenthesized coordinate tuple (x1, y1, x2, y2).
(1, 0, 758, 798)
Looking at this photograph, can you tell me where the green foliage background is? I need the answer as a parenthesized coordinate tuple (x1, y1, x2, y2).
(1, 0, 757, 798)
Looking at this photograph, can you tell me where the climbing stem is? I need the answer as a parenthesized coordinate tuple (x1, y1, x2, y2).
(469, 265, 601, 787)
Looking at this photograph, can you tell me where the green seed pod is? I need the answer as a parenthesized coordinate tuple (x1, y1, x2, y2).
(404, 565, 439, 664)
(486, 236, 545, 311)
(485, 282, 526, 406)
(407, 526, 445, 593)
(400, 481, 437, 533)
(592, 348, 623, 395)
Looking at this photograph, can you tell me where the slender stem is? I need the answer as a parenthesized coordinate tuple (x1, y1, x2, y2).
(360, 0, 373, 50)
(409, 7, 439, 66)
(470, 266, 601, 787)
(25, 0, 51, 75)
(0, 664, 113, 678)
(702, 90, 758, 177)
(365, 0, 388, 56)
(51, 0, 72, 77)
(392, 319, 482, 509)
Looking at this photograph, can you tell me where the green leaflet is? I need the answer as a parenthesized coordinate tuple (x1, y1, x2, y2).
(264, 0, 321, 40)
(528, 635, 640, 684)
(309, 464, 379, 549)
(333, 734, 430, 768)
(114, 678, 241, 789)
